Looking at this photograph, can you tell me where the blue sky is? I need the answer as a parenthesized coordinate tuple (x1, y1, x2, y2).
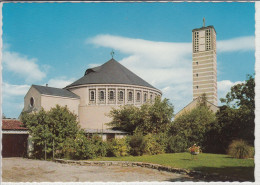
(2, 3, 255, 118)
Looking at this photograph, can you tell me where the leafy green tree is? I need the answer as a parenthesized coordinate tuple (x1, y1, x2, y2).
(169, 101, 217, 152)
(107, 97, 174, 134)
(21, 105, 81, 159)
(219, 74, 255, 146)
(107, 105, 139, 134)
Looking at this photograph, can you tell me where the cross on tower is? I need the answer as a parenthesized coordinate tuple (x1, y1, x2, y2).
(203, 17, 205, 27)
(110, 50, 115, 59)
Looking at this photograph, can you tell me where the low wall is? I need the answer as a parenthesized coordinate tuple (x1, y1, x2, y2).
(53, 159, 239, 181)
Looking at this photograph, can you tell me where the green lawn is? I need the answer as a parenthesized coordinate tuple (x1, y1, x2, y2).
(89, 153, 254, 181)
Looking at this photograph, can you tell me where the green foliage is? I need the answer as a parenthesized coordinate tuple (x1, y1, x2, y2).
(169, 104, 216, 152)
(90, 135, 108, 158)
(143, 134, 164, 155)
(21, 105, 81, 159)
(165, 135, 188, 153)
(228, 140, 253, 159)
(107, 97, 174, 134)
(218, 75, 255, 149)
(129, 132, 146, 156)
(106, 138, 130, 157)
(62, 132, 96, 160)
(107, 105, 139, 134)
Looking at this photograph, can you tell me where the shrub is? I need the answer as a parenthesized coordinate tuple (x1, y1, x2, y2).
(249, 147, 255, 158)
(129, 133, 146, 156)
(165, 135, 188, 153)
(62, 132, 96, 160)
(90, 135, 108, 158)
(153, 132, 168, 151)
(106, 138, 130, 157)
(144, 134, 164, 155)
(228, 140, 253, 159)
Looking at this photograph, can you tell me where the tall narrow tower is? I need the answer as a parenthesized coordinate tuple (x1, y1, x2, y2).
(192, 20, 217, 106)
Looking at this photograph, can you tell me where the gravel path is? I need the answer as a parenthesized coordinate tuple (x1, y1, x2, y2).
(2, 158, 193, 182)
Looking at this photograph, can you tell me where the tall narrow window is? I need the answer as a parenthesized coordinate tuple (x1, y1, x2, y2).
(30, 97, 34, 107)
(137, 92, 141, 101)
(128, 92, 133, 101)
(119, 91, 124, 101)
(90, 91, 95, 101)
(144, 93, 147, 102)
(150, 94, 153, 102)
(109, 91, 114, 100)
(100, 91, 104, 101)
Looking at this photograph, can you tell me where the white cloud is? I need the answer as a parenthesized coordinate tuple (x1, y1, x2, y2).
(87, 34, 253, 113)
(2, 50, 46, 83)
(87, 35, 193, 113)
(218, 36, 255, 52)
(2, 82, 30, 97)
(46, 77, 76, 88)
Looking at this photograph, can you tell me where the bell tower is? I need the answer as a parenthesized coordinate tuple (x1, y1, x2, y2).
(192, 19, 217, 105)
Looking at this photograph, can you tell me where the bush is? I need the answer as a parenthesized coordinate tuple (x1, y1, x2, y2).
(144, 134, 164, 155)
(129, 133, 146, 156)
(62, 132, 96, 160)
(106, 138, 130, 157)
(165, 135, 188, 153)
(249, 147, 255, 158)
(90, 135, 108, 158)
(228, 140, 253, 159)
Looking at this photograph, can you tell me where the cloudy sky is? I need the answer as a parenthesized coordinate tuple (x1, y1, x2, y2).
(2, 3, 255, 118)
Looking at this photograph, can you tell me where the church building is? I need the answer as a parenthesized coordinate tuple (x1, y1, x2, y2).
(22, 58, 162, 139)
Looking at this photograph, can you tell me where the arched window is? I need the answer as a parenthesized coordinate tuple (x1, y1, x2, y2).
(128, 92, 133, 101)
(144, 93, 147, 102)
(90, 91, 95, 101)
(119, 91, 124, 101)
(109, 91, 114, 100)
(137, 92, 141, 101)
(100, 91, 104, 100)
(150, 94, 153, 102)
(30, 97, 34, 107)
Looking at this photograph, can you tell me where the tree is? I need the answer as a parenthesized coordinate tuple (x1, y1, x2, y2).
(107, 97, 174, 135)
(218, 74, 255, 147)
(168, 101, 217, 152)
(21, 105, 81, 159)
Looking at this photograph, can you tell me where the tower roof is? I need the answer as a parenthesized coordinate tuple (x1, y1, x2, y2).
(66, 58, 157, 90)
(192, 25, 216, 34)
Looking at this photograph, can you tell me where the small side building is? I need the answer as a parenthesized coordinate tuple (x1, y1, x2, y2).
(2, 119, 29, 157)
(22, 85, 80, 115)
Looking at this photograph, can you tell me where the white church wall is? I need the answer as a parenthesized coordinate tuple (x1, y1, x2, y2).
(24, 87, 42, 112)
(41, 95, 80, 116)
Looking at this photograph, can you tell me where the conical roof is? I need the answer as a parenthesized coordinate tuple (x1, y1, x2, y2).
(66, 59, 157, 89)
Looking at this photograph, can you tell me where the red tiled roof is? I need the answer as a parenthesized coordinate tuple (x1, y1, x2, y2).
(2, 119, 28, 130)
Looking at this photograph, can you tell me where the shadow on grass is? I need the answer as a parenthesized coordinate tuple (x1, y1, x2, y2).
(166, 166, 254, 182)
(191, 166, 254, 182)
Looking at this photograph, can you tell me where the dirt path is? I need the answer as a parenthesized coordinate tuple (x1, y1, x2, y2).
(2, 158, 193, 182)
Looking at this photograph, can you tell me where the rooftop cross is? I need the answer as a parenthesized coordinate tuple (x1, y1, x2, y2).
(110, 50, 115, 59)
(203, 17, 205, 27)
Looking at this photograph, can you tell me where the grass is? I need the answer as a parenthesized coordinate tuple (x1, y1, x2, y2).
(89, 153, 254, 181)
